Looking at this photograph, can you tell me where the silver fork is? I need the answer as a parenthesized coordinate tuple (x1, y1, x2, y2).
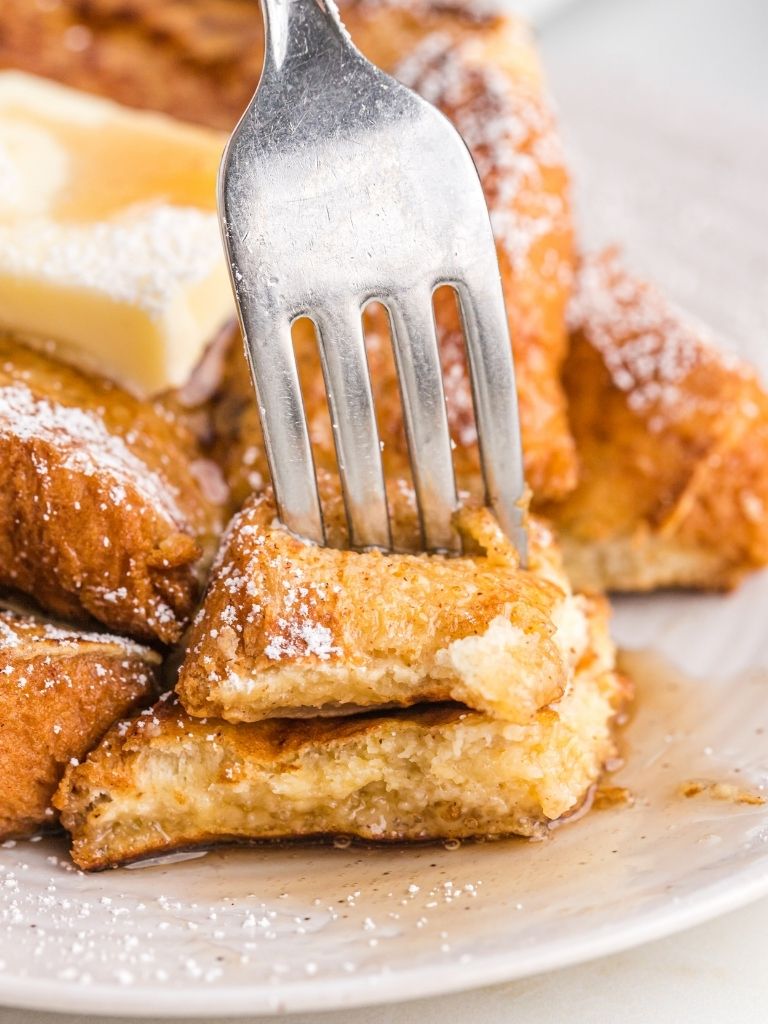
(218, 0, 527, 562)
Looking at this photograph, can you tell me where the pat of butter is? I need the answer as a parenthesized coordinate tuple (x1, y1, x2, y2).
(0, 71, 235, 396)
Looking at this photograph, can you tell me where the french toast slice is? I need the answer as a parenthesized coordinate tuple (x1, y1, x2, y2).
(176, 491, 592, 724)
(56, 592, 626, 871)
(0, 607, 158, 839)
(0, 335, 225, 643)
(547, 250, 768, 591)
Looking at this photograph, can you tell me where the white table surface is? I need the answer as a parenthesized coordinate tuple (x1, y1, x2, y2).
(2, 0, 766, 1020)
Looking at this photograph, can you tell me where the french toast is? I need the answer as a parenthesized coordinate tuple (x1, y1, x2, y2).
(0, 0, 577, 505)
(56, 591, 627, 871)
(176, 491, 591, 724)
(0, 335, 225, 643)
(0, 0, 764, 878)
(3, 0, 766, 599)
(0, 607, 158, 839)
(547, 250, 768, 591)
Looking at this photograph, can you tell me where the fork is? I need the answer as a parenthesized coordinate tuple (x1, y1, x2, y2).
(218, 0, 527, 563)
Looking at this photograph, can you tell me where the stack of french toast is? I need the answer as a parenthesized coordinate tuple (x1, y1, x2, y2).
(0, 0, 766, 870)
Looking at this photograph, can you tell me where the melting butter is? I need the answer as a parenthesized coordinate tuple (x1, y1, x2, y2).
(0, 72, 234, 395)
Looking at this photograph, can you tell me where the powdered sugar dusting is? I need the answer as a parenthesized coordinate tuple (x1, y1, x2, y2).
(396, 32, 568, 270)
(0, 608, 155, 660)
(0, 205, 223, 319)
(0, 383, 184, 523)
(0, 838, 496, 1003)
(188, 500, 341, 687)
(264, 620, 339, 662)
(570, 251, 749, 427)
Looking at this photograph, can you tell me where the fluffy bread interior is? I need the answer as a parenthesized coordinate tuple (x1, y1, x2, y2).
(56, 594, 627, 870)
(177, 495, 591, 724)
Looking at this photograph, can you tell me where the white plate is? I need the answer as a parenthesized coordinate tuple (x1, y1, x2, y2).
(3, 2, 768, 1017)
(1, 582, 767, 1018)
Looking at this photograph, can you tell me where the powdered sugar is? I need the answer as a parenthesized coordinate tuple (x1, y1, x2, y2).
(570, 251, 748, 425)
(0, 205, 222, 320)
(190, 501, 342, 675)
(396, 31, 568, 270)
(0, 608, 156, 659)
(0, 384, 184, 523)
(264, 620, 339, 662)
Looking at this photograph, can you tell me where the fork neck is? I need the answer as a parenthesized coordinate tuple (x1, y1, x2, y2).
(260, 0, 352, 77)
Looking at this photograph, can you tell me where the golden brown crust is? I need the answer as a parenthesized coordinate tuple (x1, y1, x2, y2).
(0, 608, 158, 839)
(3, 3, 764, 600)
(56, 594, 626, 870)
(0, 0, 576, 506)
(545, 250, 768, 590)
(176, 489, 592, 723)
(0, 335, 225, 642)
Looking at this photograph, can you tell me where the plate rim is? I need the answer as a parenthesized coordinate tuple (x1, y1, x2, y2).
(1, 856, 767, 1018)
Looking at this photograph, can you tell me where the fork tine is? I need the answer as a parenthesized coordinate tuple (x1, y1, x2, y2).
(386, 292, 460, 553)
(241, 314, 324, 545)
(313, 303, 391, 550)
(454, 272, 528, 566)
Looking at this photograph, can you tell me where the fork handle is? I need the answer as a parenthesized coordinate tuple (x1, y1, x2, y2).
(260, 0, 352, 77)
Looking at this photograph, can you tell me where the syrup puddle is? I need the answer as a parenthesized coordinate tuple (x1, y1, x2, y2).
(616, 648, 768, 806)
